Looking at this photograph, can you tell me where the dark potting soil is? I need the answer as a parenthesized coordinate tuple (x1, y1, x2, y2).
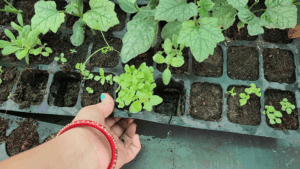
(192, 46, 223, 77)
(227, 86, 261, 126)
(157, 48, 189, 75)
(0, 117, 9, 144)
(0, 0, 16, 25)
(48, 72, 81, 107)
(263, 48, 295, 84)
(190, 83, 223, 121)
(6, 118, 39, 157)
(0, 67, 19, 103)
(14, 70, 49, 109)
(88, 35, 122, 69)
(264, 89, 299, 130)
(262, 29, 293, 44)
(0, 31, 19, 63)
(227, 46, 259, 81)
(81, 73, 115, 107)
(124, 48, 154, 68)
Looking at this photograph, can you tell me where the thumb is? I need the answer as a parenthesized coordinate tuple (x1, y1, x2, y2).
(74, 93, 115, 124)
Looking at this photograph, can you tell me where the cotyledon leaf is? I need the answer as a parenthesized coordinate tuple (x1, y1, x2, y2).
(117, 0, 138, 13)
(70, 19, 86, 46)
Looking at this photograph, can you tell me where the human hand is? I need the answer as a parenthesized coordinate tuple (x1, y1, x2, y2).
(73, 93, 141, 169)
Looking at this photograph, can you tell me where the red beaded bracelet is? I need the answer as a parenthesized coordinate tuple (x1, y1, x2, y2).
(56, 119, 117, 169)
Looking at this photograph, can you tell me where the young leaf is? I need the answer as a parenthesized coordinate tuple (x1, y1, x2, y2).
(121, 17, 158, 63)
(212, 0, 237, 30)
(42, 52, 49, 57)
(11, 22, 22, 32)
(129, 100, 142, 113)
(267, 113, 275, 120)
(164, 38, 172, 54)
(275, 118, 282, 124)
(198, 0, 215, 17)
(162, 68, 171, 85)
(69, 0, 84, 15)
(177, 18, 224, 62)
(83, 0, 119, 31)
(34, 47, 43, 55)
(155, 0, 198, 22)
(0, 40, 12, 48)
(274, 111, 282, 117)
(227, 0, 248, 9)
(153, 53, 165, 64)
(31, 1, 65, 34)
(117, 0, 138, 13)
(143, 102, 153, 111)
(270, 119, 275, 124)
(239, 99, 247, 106)
(70, 19, 86, 47)
(133, 6, 155, 20)
(286, 108, 292, 114)
(16, 49, 29, 59)
(2, 46, 19, 55)
(100, 68, 104, 76)
(238, 9, 264, 36)
(65, 4, 76, 14)
(171, 57, 184, 67)
(61, 58, 67, 63)
(161, 21, 182, 40)
(45, 47, 53, 53)
(101, 78, 105, 85)
(17, 14, 23, 26)
(4, 29, 15, 41)
(54, 57, 60, 61)
(149, 95, 163, 106)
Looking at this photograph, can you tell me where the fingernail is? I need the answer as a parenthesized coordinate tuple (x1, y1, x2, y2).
(100, 93, 106, 101)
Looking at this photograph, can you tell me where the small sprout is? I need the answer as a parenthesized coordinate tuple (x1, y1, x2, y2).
(94, 68, 113, 85)
(50, 135, 55, 139)
(239, 83, 261, 106)
(54, 53, 67, 64)
(263, 105, 282, 124)
(226, 87, 236, 97)
(7, 92, 12, 99)
(86, 87, 94, 94)
(70, 49, 77, 54)
(280, 98, 295, 114)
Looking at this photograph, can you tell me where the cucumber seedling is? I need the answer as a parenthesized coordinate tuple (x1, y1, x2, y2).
(226, 87, 236, 97)
(280, 98, 296, 114)
(239, 83, 261, 106)
(54, 53, 68, 64)
(263, 105, 282, 124)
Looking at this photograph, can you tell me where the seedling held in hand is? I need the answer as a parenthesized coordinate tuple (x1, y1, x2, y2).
(54, 53, 68, 64)
(94, 68, 113, 85)
(263, 105, 282, 124)
(86, 87, 94, 94)
(280, 98, 295, 114)
(153, 35, 185, 85)
(239, 83, 261, 106)
(226, 87, 236, 97)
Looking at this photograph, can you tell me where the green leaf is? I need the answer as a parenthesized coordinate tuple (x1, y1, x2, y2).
(20, 25, 31, 39)
(161, 21, 182, 40)
(0, 79, 2, 84)
(31, 1, 65, 34)
(267, 113, 275, 120)
(11, 22, 22, 32)
(291, 105, 295, 109)
(162, 68, 171, 85)
(0, 40, 12, 48)
(2, 46, 18, 55)
(282, 98, 288, 102)
(16, 49, 29, 60)
(121, 17, 158, 63)
(94, 76, 101, 81)
(65, 4, 76, 14)
(71, 19, 86, 46)
(155, 0, 198, 22)
(164, 38, 172, 54)
(274, 111, 282, 117)
(117, 0, 138, 13)
(34, 47, 43, 55)
(143, 102, 153, 111)
(270, 119, 275, 124)
(238, 9, 264, 36)
(239, 93, 246, 98)
(54, 57, 60, 61)
(153, 53, 165, 64)
(42, 52, 49, 57)
(172, 34, 178, 49)
(275, 118, 282, 124)
(227, 0, 248, 9)
(286, 108, 292, 114)
(198, 0, 215, 17)
(171, 57, 184, 67)
(83, 0, 119, 31)
(129, 100, 142, 113)
(177, 18, 224, 62)
(61, 58, 67, 63)
(27, 29, 40, 46)
(100, 68, 104, 76)
(262, 0, 297, 29)
(45, 47, 53, 53)
(101, 78, 105, 85)
(149, 95, 163, 106)
(133, 6, 156, 20)
(239, 99, 247, 106)
(212, 0, 237, 29)
(70, 0, 84, 15)
(17, 14, 23, 26)
(4, 29, 15, 41)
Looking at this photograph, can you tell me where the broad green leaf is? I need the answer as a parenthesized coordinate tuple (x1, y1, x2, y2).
(117, 0, 138, 13)
(274, 111, 282, 117)
(133, 6, 156, 20)
(129, 100, 142, 113)
(177, 18, 224, 62)
(212, 0, 237, 29)
(121, 17, 158, 63)
(45, 47, 53, 53)
(34, 47, 43, 55)
(164, 38, 172, 54)
(227, 0, 248, 9)
(162, 68, 171, 85)
(238, 8, 255, 23)
(291, 105, 295, 109)
(239, 99, 247, 106)
(275, 118, 282, 124)
(31, 1, 65, 34)
(4, 29, 15, 41)
(42, 52, 49, 57)
(171, 57, 184, 67)
(267, 113, 275, 120)
(54, 57, 60, 61)
(2, 46, 18, 55)
(70, 19, 86, 46)
(238, 9, 264, 35)
(61, 58, 67, 63)
(17, 14, 23, 26)
(286, 108, 292, 114)
(0, 40, 12, 48)
(65, 4, 76, 14)
(198, 0, 215, 17)
(143, 102, 153, 111)
(270, 119, 275, 124)
(282, 98, 288, 102)
(262, 0, 297, 29)
(83, 0, 119, 31)
(153, 53, 165, 64)
(94, 76, 101, 81)
(70, 0, 84, 15)
(16, 49, 28, 60)
(11, 22, 22, 32)
(150, 95, 163, 106)
(155, 0, 198, 22)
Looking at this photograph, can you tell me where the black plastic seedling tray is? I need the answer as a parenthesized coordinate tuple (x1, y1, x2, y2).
(1, 0, 300, 139)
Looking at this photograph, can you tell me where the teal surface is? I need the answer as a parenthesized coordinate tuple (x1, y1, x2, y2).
(125, 120, 300, 169)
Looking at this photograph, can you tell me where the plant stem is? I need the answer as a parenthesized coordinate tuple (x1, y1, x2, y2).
(252, 9, 265, 13)
(193, 0, 197, 21)
(100, 31, 110, 47)
(294, 2, 300, 5)
(4, 0, 14, 9)
(84, 47, 106, 65)
(59, 10, 80, 17)
(249, 2, 257, 10)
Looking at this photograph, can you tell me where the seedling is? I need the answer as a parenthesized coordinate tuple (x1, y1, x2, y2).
(226, 87, 236, 97)
(0, 66, 4, 84)
(54, 53, 68, 64)
(50, 135, 55, 139)
(113, 63, 163, 113)
(280, 98, 295, 114)
(94, 68, 113, 85)
(70, 49, 77, 54)
(239, 83, 261, 106)
(263, 105, 282, 124)
(86, 87, 94, 94)
(7, 92, 12, 99)
(153, 35, 185, 85)
(0, 0, 22, 16)
(0, 16, 53, 64)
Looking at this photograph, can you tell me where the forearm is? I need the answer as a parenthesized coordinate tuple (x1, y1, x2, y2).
(0, 126, 111, 169)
